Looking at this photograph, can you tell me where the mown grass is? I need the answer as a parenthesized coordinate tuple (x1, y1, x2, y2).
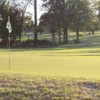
(0, 73, 100, 100)
(0, 53, 100, 79)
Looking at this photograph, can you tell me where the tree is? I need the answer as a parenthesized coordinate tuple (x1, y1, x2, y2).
(39, 12, 56, 46)
(9, 9, 22, 43)
(96, 0, 100, 26)
(42, 0, 57, 46)
(86, 15, 100, 35)
(23, 14, 33, 32)
(37, 25, 44, 35)
(9, 0, 32, 43)
(0, 0, 9, 46)
(42, 0, 77, 44)
(71, 0, 92, 42)
(61, 0, 76, 44)
(39, 13, 51, 31)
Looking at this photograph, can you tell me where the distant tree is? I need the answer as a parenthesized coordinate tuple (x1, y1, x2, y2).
(42, 0, 79, 44)
(86, 16, 100, 35)
(23, 14, 33, 32)
(9, 0, 32, 43)
(42, 0, 57, 46)
(0, 0, 9, 46)
(97, 0, 100, 20)
(61, 0, 76, 44)
(40, 12, 56, 46)
(37, 25, 44, 35)
(71, 0, 92, 42)
(55, 0, 63, 44)
(39, 12, 53, 38)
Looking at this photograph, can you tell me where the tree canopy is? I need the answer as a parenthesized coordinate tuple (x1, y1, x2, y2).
(0, 0, 100, 47)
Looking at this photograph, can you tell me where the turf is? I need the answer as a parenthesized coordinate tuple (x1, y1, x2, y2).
(0, 51, 100, 79)
(0, 73, 100, 100)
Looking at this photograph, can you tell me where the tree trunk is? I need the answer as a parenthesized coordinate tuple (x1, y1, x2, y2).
(51, 4, 56, 46)
(65, 32, 68, 44)
(76, 27, 80, 43)
(51, 20, 56, 46)
(63, 29, 68, 44)
(51, 16, 56, 46)
(58, 32, 61, 44)
(92, 30, 94, 35)
(19, 35, 22, 43)
(19, 16, 24, 43)
(34, 0, 38, 46)
(63, 34, 66, 44)
(51, 31, 55, 46)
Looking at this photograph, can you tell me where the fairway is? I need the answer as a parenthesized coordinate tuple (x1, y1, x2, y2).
(0, 51, 100, 79)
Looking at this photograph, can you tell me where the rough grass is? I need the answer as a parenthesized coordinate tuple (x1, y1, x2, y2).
(0, 73, 100, 100)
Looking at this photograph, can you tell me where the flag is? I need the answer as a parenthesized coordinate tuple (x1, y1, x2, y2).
(6, 16, 12, 33)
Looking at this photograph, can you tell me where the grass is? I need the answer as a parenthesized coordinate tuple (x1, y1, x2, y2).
(0, 73, 100, 100)
(8, 32, 100, 55)
(0, 32, 100, 79)
(0, 53, 100, 79)
(0, 32, 100, 99)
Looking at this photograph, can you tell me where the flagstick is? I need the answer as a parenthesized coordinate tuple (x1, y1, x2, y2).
(8, 31, 10, 70)
(7, 16, 11, 70)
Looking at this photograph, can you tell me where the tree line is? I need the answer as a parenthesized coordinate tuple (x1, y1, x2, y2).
(0, 0, 100, 47)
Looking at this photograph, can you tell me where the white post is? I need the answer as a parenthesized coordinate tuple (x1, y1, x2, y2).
(6, 16, 12, 70)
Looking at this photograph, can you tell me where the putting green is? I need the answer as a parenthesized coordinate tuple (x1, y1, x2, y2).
(0, 51, 100, 79)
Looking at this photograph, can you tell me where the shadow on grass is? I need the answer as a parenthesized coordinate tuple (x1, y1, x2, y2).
(0, 33, 100, 53)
